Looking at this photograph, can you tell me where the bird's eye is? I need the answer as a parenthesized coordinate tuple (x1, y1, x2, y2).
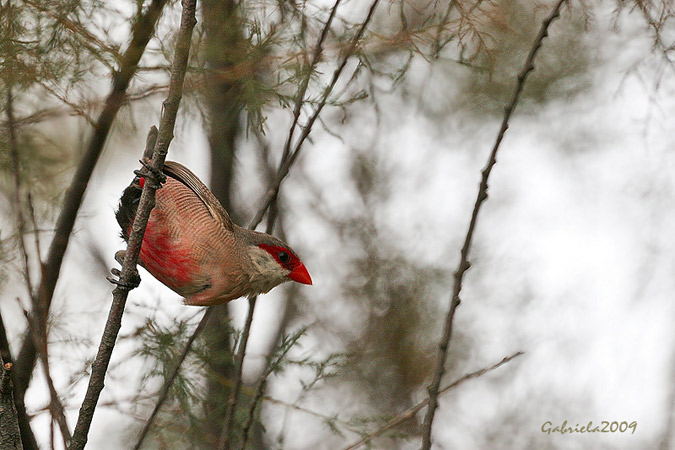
(278, 251, 290, 263)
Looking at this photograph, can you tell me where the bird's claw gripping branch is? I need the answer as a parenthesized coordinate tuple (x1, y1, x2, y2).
(134, 156, 167, 187)
(106, 266, 141, 290)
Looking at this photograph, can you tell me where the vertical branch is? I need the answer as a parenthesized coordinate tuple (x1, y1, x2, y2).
(36, 339, 71, 447)
(3, 64, 41, 448)
(249, 0, 381, 230)
(219, 295, 257, 450)
(4, 10, 69, 442)
(14, 0, 169, 405)
(0, 310, 37, 450)
(237, 132, 296, 448)
(6, 88, 34, 304)
(9, 90, 72, 447)
(26, 193, 43, 265)
(221, 3, 381, 446)
(0, 357, 23, 450)
(240, 327, 305, 449)
(419, 2, 568, 449)
(131, 307, 214, 450)
(68, 1, 198, 448)
(217, 207, 276, 449)
(280, 0, 344, 163)
(201, 0, 243, 443)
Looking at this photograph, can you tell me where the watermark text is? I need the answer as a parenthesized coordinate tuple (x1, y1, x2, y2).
(541, 420, 637, 435)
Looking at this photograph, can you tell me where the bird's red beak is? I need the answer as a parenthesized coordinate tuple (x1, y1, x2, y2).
(288, 263, 312, 285)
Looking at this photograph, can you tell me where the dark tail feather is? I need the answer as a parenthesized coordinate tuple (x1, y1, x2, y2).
(115, 181, 142, 241)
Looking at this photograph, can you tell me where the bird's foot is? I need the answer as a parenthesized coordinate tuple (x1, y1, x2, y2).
(134, 157, 166, 187)
(108, 253, 142, 290)
(107, 267, 142, 290)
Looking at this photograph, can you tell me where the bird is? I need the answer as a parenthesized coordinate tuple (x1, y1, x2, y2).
(115, 160, 312, 306)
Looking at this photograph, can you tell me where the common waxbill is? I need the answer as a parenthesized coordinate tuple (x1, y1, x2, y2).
(115, 161, 312, 306)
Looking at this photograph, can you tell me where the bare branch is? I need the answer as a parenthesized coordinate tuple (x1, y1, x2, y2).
(280, 0, 344, 164)
(5, 26, 69, 444)
(221, 4, 382, 445)
(68, 0, 197, 447)
(221, 2, 381, 447)
(26, 193, 43, 269)
(38, 341, 71, 447)
(6, 89, 36, 328)
(263, 395, 359, 434)
(13, 0, 169, 411)
(0, 358, 23, 450)
(345, 352, 523, 450)
(219, 296, 257, 450)
(0, 309, 38, 450)
(4, 83, 169, 130)
(634, 2, 675, 65)
(240, 327, 306, 449)
(131, 307, 214, 450)
(420, 2, 568, 449)
(249, 0, 381, 230)
(21, 0, 122, 66)
(36, 80, 97, 127)
(9, 88, 71, 445)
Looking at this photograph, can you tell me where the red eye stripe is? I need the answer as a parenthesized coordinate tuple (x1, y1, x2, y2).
(258, 243, 299, 269)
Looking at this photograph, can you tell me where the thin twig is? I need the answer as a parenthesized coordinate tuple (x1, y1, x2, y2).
(280, 0, 344, 164)
(249, 0, 381, 230)
(68, 1, 197, 448)
(240, 376, 266, 448)
(345, 352, 523, 450)
(222, 2, 380, 446)
(431, 1, 457, 59)
(219, 296, 257, 450)
(240, 327, 306, 449)
(420, 2, 568, 449)
(238, 143, 292, 449)
(222, 2, 380, 440)
(217, 195, 277, 447)
(37, 80, 96, 127)
(263, 395, 359, 434)
(68, 125, 155, 450)
(6, 45, 71, 445)
(131, 307, 214, 450)
(10, 116, 71, 443)
(37, 339, 71, 447)
(634, 1, 675, 72)
(21, 0, 122, 66)
(14, 0, 169, 407)
(26, 193, 44, 267)
(7, 89, 34, 302)
(4, 83, 169, 130)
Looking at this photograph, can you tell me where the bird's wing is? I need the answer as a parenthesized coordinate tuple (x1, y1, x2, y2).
(163, 161, 235, 232)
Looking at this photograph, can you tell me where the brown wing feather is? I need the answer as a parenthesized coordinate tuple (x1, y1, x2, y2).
(163, 161, 235, 232)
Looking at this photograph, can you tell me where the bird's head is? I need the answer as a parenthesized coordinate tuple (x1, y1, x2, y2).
(243, 232, 312, 294)
(257, 243, 312, 285)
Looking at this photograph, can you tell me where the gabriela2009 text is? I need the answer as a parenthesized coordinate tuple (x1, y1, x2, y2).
(541, 420, 637, 435)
